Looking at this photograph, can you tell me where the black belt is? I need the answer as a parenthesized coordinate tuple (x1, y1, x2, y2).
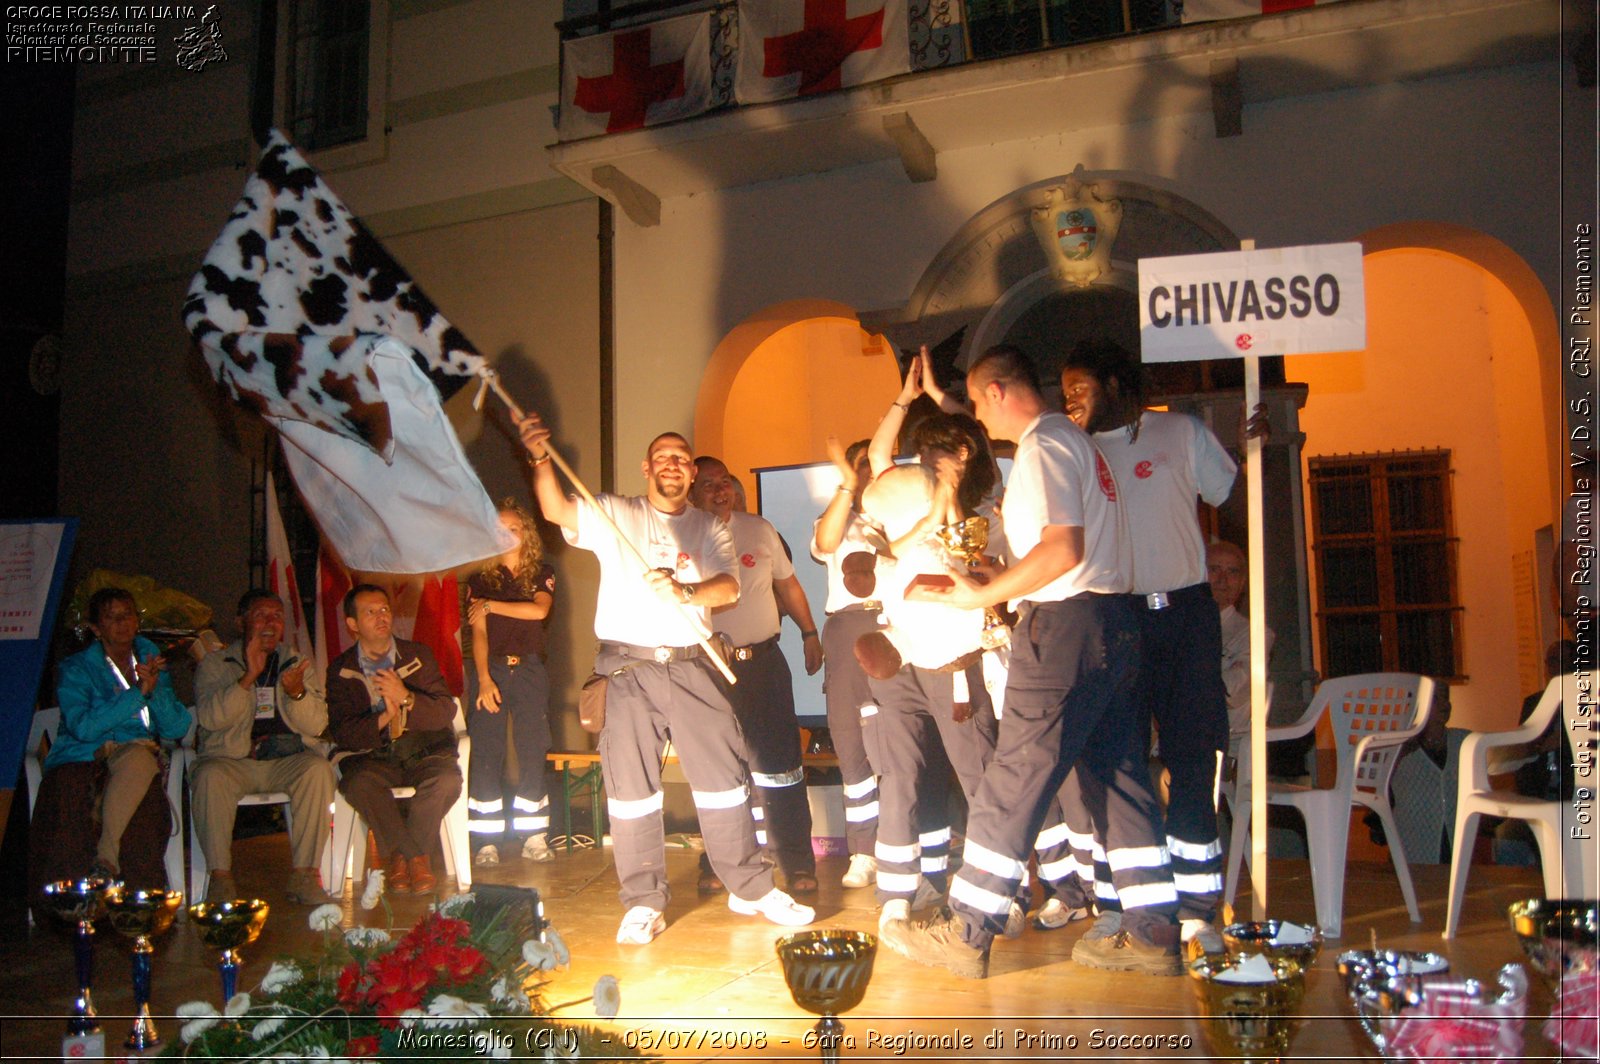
(830, 600, 883, 615)
(604, 641, 702, 664)
(730, 634, 781, 662)
(929, 648, 984, 675)
(1126, 582, 1212, 611)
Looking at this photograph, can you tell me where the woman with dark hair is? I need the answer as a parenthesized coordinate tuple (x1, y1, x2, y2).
(44, 587, 192, 881)
(465, 501, 557, 865)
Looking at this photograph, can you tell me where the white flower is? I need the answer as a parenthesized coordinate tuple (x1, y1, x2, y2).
(344, 926, 391, 948)
(544, 927, 570, 967)
(251, 1012, 288, 1040)
(308, 903, 343, 931)
(492, 1041, 514, 1059)
(176, 1001, 220, 1043)
(225, 991, 252, 1017)
(491, 975, 530, 1011)
(522, 938, 558, 972)
(593, 974, 621, 1019)
(544, 1041, 579, 1062)
(302, 1047, 331, 1059)
(434, 892, 474, 917)
(396, 1008, 424, 1028)
(423, 993, 489, 1028)
(260, 960, 302, 993)
(360, 870, 384, 911)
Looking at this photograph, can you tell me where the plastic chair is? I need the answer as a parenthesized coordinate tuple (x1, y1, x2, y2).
(324, 702, 472, 892)
(182, 717, 337, 903)
(1235, 673, 1436, 937)
(1443, 672, 1598, 938)
(23, 707, 188, 909)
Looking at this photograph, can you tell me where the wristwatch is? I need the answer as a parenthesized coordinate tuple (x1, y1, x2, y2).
(677, 581, 695, 604)
(400, 693, 416, 710)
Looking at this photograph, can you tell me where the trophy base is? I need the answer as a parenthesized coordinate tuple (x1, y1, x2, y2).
(62, 1030, 106, 1059)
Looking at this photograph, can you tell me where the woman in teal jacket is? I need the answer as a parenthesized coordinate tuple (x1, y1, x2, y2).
(47, 587, 192, 878)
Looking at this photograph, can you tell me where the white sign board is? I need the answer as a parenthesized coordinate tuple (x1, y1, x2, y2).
(0, 523, 66, 640)
(1139, 242, 1366, 362)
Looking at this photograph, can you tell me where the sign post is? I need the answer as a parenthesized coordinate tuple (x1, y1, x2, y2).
(1138, 241, 1366, 921)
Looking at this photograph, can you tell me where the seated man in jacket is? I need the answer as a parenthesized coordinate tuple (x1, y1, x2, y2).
(46, 586, 193, 881)
(192, 589, 337, 905)
(326, 583, 461, 895)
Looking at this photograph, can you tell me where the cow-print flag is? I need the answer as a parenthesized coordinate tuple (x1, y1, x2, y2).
(184, 131, 511, 573)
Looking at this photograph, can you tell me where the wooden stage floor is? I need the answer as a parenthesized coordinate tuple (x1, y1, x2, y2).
(0, 831, 1574, 1060)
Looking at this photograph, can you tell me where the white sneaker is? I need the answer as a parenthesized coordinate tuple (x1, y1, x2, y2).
(1032, 897, 1090, 931)
(1003, 899, 1026, 940)
(1181, 918, 1225, 955)
(473, 844, 500, 867)
(841, 853, 877, 889)
(616, 906, 666, 945)
(522, 834, 555, 863)
(728, 888, 815, 927)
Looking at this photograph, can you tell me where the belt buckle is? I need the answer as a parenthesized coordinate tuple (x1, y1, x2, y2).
(505, 655, 521, 667)
(1146, 591, 1170, 610)
(734, 646, 754, 662)
(653, 646, 673, 665)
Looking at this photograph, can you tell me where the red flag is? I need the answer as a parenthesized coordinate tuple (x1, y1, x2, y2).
(1181, 0, 1323, 23)
(265, 471, 315, 666)
(559, 11, 714, 138)
(736, 0, 909, 104)
(411, 574, 464, 698)
(315, 542, 354, 681)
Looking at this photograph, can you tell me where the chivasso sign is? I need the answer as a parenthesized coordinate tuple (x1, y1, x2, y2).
(1138, 243, 1367, 362)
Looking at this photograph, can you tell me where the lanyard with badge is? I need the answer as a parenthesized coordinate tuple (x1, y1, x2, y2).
(255, 652, 288, 720)
(106, 652, 152, 731)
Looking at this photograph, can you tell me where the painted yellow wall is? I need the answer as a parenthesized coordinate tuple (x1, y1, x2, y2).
(1293, 245, 1557, 732)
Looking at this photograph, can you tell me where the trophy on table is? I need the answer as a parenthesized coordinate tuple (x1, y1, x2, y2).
(105, 887, 184, 1050)
(188, 899, 270, 1005)
(777, 930, 878, 1063)
(1188, 952, 1306, 1064)
(41, 875, 119, 1043)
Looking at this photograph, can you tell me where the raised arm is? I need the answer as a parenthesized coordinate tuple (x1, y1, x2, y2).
(918, 346, 970, 415)
(518, 413, 579, 531)
(814, 436, 861, 555)
(868, 354, 923, 477)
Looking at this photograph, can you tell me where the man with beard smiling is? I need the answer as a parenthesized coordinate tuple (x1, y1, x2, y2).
(518, 415, 814, 945)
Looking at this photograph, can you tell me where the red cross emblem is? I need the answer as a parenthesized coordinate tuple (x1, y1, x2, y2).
(572, 28, 686, 134)
(763, 0, 886, 96)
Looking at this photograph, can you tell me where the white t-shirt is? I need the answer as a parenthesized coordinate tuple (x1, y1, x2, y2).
(876, 538, 988, 671)
(1000, 412, 1131, 603)
(714, 510, 793, 646)
(810, 512, 880, 614)
(1220, 604, 1275, 736)
(564, 493, 737, 647)
(1093, 411, 1237, 594)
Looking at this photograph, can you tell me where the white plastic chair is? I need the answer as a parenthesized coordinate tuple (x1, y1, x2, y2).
(182, 717, 337, 903)
(23, 707, 187, 905)
(324, 702, 472, 892)
(1443, 672, 1598, 938)
(1234, 673, 1436, 937)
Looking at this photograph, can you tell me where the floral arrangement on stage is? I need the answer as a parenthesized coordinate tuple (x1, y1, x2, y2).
(166, 890, 647, 1060)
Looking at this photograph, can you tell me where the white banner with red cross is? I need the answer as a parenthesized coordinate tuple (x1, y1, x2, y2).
(559, 11, 714, 138)
(1181, 0, 1338, 23)
(735, 0, 910, 104)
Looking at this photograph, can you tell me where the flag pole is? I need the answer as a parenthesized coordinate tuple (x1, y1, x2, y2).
(476, 371, 738, 684)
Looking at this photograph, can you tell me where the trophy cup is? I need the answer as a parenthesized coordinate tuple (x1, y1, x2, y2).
(1221, 920, 1323, 971)
(1507, 898, 1597, 989)
(188, 899, 269, 1005)
(41, 876, 119, 1041)
(1340, 952, 1527, 1060)
(935, 516, 1009, 649)
(1188, 953, 1306, 1064)
(105, 887, 184, 1050)
(776, 930, 877, 1063)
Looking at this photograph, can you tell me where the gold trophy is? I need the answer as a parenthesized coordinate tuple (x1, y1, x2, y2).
(105, 887, 184, 1050)
(1507, 898, 1597, 990)
(188, 899, 270, 1006)
(935, 516, 1010, 650)
(776, 930, 877, 1063)
(1220, 919, 1323, 971)
(1188, 953, 1306, 1064)
(41, 876, 119, 1039)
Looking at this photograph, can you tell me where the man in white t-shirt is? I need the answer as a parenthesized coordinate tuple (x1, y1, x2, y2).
(882, 346, 1178, 979)
(518, 416, 813, 945)
(1060, 340, 1243, 950)
(690, 455, 823, 895)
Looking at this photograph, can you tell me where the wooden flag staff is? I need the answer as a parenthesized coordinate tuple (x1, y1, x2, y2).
(475, 371, 737, 684)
